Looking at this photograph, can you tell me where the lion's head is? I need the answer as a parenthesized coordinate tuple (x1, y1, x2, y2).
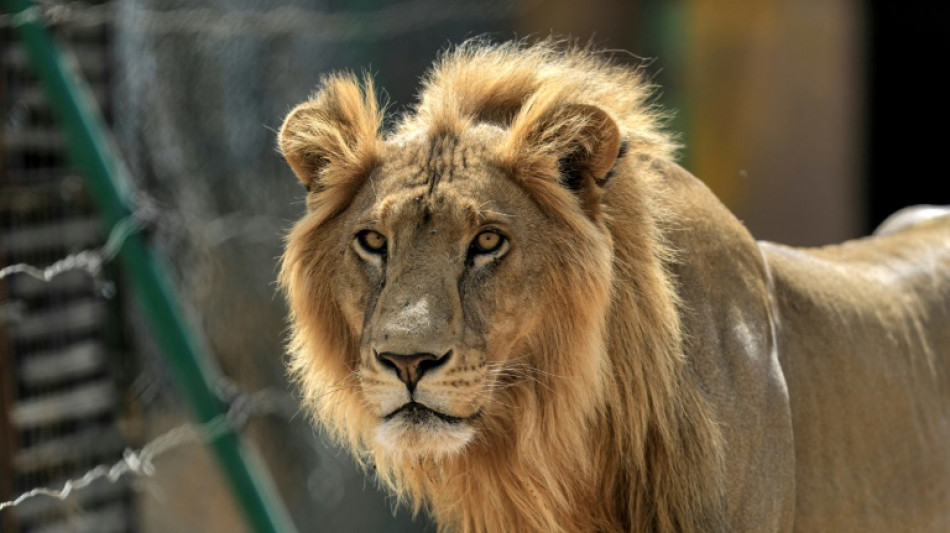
(280, 86, 619, 450)
(279, 41, 720, 532)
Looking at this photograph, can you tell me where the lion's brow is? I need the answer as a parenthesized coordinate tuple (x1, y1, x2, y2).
(475, 203, 515, 221)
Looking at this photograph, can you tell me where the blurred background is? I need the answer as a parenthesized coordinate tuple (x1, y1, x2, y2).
(0, 0, 945, 532)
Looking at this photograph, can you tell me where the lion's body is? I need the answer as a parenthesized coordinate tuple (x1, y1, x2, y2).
(278, 40, 950, 532)
(661, 167, 950, 531)
(764, 215, 950, 531)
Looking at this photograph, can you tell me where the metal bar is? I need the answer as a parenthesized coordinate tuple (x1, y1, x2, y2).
(0, 2, 296, 532)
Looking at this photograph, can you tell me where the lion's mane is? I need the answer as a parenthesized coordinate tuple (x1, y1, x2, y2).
(280, 40, 725, 533)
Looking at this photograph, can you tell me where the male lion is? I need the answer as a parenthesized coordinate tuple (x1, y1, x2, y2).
(278, 40, 950, 532)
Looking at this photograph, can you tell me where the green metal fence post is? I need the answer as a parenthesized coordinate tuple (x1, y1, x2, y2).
(1, 2, 297, 531)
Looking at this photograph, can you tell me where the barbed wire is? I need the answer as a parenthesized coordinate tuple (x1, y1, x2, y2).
(0, 0, 517, 38)
(0, 205, 282, 285)
(0, 213, 143, 284)
(0, 385, 298, 513)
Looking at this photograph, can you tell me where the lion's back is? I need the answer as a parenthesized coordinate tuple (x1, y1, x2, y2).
(761, 211, 950, 531)
(873, 205, 950, 237)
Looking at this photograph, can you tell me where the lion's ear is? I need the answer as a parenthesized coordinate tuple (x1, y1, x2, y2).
(503, 100, 623, 217)
(279, 74, 382, 192)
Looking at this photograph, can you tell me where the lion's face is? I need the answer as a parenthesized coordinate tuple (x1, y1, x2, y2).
(298, 124, 611, 459)
(280, 77, 622, 462)
(340, 128, 551, 457)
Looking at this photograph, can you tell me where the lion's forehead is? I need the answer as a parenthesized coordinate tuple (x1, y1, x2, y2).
(363, 133, 527, 231)
(379, 139, 482, 188)
(377, 126, 504, 191)
(365, 185, 519, 249)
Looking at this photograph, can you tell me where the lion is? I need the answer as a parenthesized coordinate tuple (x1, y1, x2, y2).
(277, 40, 950, 532)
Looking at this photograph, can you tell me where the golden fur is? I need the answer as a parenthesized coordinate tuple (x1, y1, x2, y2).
(279, 39, 950, 532)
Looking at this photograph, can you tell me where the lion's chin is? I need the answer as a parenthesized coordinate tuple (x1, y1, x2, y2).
(374, 408, 475, 460)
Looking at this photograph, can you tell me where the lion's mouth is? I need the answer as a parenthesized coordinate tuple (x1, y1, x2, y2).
(384, 401, 470, 425)
(374, 401, 479, 457)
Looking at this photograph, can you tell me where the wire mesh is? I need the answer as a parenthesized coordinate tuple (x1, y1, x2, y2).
(1, 4, 140, 532)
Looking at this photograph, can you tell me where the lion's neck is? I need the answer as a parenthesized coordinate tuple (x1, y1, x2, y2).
(393, 416, 612, 532)
(377, 321, 724, 532)
(386, 394, 721, 533)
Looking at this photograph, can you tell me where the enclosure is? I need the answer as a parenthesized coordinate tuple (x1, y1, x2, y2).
(0, 0, 944, 531)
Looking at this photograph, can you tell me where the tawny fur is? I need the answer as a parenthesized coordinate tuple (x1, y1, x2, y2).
(278, 39, 950, 533)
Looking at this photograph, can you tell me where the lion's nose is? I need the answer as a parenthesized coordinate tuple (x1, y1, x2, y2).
(376, 351, 451, 392)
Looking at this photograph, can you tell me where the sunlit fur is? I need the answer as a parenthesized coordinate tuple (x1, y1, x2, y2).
(279, 39, 725, 532)
(279, 35, 950, 531)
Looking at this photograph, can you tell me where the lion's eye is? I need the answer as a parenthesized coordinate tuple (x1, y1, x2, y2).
(471, 230, 507, 255)
(356, 230, 387, 255)
(474, 231, 502, 253)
